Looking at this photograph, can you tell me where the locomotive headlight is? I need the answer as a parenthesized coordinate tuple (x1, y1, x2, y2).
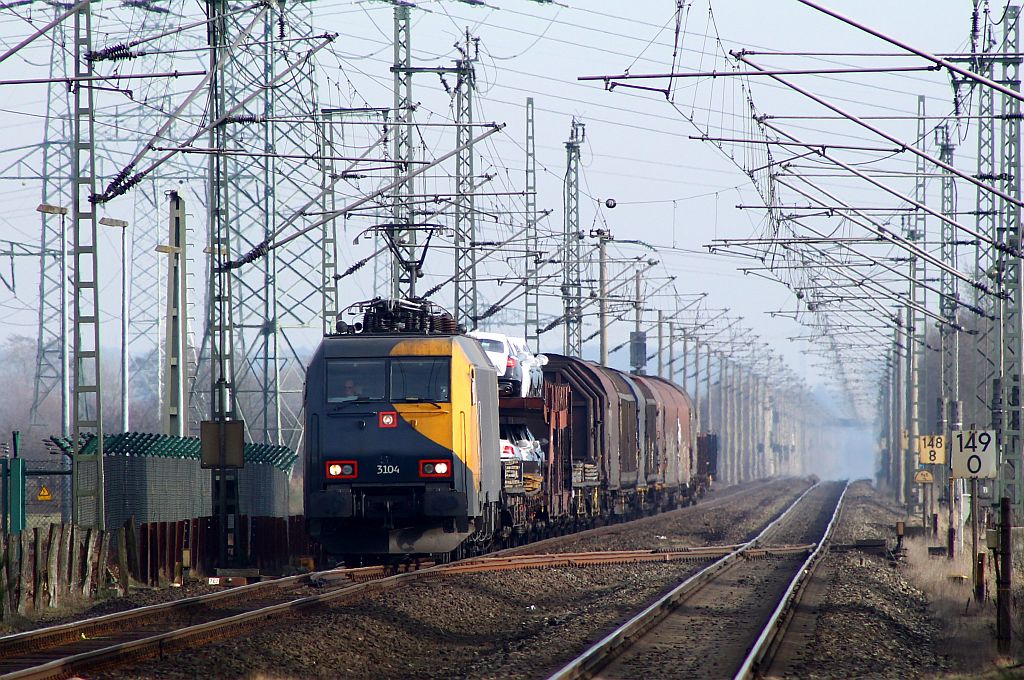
(419, 459, 452, 478)
(325, 460, 358, 479)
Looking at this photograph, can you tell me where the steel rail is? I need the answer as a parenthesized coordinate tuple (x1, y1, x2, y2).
(0, 570, 418, 680)
(1, 481, 794, 680)
(545, 481, 826, 680)
(734, 480, 851, 679)
(0, 563, 396, 662)
(0, 542, 814, 680)
(3, 482, 777, 669)
(438, 546, 816, 574)
(492, 478, 782, 558)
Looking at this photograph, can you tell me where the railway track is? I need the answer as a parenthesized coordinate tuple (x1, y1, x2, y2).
(0, 562, 409, 680)
(0, 478, 801, 680)
(547, 480, 849, 680)
(494, 477, 795, 557)
(0, 549, 807, 678)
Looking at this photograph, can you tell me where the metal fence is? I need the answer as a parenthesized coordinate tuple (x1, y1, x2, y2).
(47, 433, 296, 530)
(24, 458, 71, 531)
(103, 454, 213, 532)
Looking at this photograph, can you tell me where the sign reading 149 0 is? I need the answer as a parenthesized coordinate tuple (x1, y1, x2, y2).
(951, 430, 997, 479)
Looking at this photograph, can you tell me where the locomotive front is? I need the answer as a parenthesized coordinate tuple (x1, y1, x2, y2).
(304, 299, 500, 558)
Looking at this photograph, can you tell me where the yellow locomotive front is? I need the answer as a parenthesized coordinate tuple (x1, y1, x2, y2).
(304, 299, 501, 558)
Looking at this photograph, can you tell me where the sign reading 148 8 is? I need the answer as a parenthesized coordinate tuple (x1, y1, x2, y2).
(951, 430, 997, 479)
(918, 434, 946, 465)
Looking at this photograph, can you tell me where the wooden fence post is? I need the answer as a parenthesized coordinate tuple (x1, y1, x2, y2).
(148, 523, 158, 586)
(32, 528, 45, 611)
(173, 521, 184, 585)
(125, 516, 139, 582)
(0, 535, 10, 621)
(189, 518, 200, 577)
(69, 526, 82, 593)
(96, 530, 110, 595)
(58, 524, 71, 599)
(46, 524, 59, 608)
(5, 531, 17, 615)
(164, 521, 173, 581)
(79, 528, 94, 598)
(82, 529, 100, 596)
(115, 527, 129, 595)
(18, 530, 31, 614)
(138, 523, 148, 587)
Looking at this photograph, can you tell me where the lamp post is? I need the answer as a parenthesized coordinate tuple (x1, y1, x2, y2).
(36, 203, 70, 437)
(100, 216, 129, 433)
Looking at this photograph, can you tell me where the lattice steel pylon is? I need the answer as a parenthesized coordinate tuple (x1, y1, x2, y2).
(905, 95, 927, 512)
(122, 6, 208, 431)
(206, 0, 237, 428)
(524, 97, 539, 351)
(937, 124, 960, 440)
(72, 0, 104, 528)
(997, 5, 1023, 511)
(205, 0, 240, 567)
(127, 181, 168, 429)
(390, 4, 417, 298)
(30, 11, 72, 438)
(33, 3, 208, 441)
(164, 191, 189, 438)
(189, 1, 325, 451)
(974, 8, 998, 432)
(453, 31, 479, 328)
(320, 110, 341, 336)
(563, 119, 584, 356)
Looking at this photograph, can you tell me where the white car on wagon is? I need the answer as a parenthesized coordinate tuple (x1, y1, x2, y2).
(468, 331, 547, 398)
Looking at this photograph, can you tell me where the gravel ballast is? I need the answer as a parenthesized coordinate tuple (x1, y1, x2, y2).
(537, 477, 812, 554)
(97, 561, 712, 680)
(95, 478, 812, 679)
(49, 478, 971, 680)
(771, 481, 956, 679)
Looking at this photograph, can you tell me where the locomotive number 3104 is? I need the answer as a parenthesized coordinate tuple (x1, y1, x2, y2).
(377, 465, 400, 475)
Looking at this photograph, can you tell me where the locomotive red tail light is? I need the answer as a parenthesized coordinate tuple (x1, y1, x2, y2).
(506, 356, 517, 369)
(502, 444, 515, 458)
(419, 459, 452, 478)
(326, 460, 358, 479)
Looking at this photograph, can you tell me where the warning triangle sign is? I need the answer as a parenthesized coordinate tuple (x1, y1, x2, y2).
(37, 486, 52, 501)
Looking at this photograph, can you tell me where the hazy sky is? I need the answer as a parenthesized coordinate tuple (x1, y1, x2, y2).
(0, 0, 984, 420)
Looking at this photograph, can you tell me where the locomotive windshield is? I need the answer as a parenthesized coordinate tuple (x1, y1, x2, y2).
(391, 358, 450, 402)
(326, 357, 451, 403)
(327, 359, 386, 402)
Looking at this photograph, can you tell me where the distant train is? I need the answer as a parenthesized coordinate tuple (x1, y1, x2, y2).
(304, 298, 717, 559)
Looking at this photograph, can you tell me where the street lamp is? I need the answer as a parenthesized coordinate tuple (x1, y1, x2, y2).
(37, 203, 70, 438)
(100, 216, 129, 433)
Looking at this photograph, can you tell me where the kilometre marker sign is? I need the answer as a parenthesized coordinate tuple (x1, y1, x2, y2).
(951, 430, 997, 479)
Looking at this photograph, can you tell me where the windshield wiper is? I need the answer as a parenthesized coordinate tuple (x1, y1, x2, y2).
(328, 397, 378, 409)
(399, 397, 444, 409)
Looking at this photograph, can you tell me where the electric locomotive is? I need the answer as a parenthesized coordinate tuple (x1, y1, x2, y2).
(304, 298, 502, 556)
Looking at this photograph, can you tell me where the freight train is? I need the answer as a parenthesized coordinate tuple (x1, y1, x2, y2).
(304, 298, 717, 559)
